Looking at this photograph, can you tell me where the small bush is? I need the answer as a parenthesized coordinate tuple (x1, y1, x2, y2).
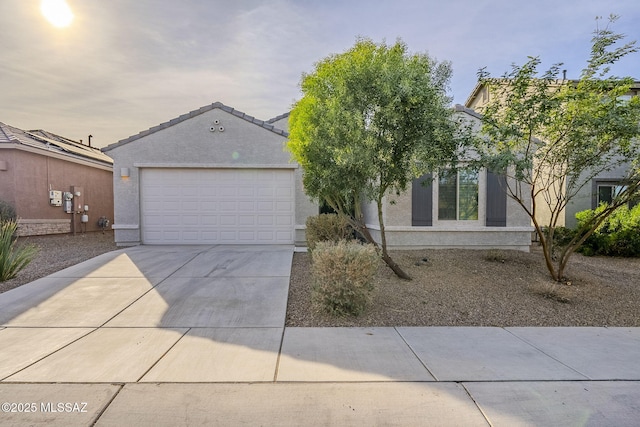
(305, 214, 352, 253)
(0, 200, 16, 222)
(529, 281, 572, 303)
(485, 249, 506, 263)
(311, 240, 379, 316)
(0, 219, 38, 281)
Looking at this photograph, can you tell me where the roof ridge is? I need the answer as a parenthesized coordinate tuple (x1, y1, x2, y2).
(0, 122, 20, 143)
(103, 101, 288, 152)
(27, 129, 104, 153)
(266, 111, 290, 124)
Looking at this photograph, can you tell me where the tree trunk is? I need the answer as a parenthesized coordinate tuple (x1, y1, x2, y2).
(381, 250, 412, 280)
(351, 214, 411, 281)
(535, 223, 561, 282)
(376, 194, 411, 280)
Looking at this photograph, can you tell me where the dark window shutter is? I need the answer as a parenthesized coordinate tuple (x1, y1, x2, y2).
(486, 170, 507, 227)
(412, 174, 433, 226)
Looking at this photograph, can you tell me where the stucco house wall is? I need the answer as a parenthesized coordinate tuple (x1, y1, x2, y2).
(0, 123, 114, 236)
(103, 103, 317, 246)
(363, 170, 532, 250)
(361, 107, 532, 251)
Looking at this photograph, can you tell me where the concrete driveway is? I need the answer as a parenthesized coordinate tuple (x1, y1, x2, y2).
(0, 244, 639, 426)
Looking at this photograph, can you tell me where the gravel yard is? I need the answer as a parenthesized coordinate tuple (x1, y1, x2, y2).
(3, 233, 639, 327)
(286, 247, 640, 327)
(1, 232, 118, 294)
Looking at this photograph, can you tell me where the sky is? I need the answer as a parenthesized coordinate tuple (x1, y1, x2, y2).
(1, 0, 639, 148)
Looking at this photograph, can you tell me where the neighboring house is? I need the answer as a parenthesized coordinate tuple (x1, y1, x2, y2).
(0, 122, 114, 236)
(104, 101, 532, 250)
(466, 81, 640, 228)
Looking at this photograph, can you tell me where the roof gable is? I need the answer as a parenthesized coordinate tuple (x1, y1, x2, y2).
(103, 101, 288, 152)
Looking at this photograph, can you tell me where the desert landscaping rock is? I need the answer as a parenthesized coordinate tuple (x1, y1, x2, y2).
(287, 247, 640, 327)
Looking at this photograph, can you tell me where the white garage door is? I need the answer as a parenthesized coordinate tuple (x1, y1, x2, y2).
(141, 168, 294, 244)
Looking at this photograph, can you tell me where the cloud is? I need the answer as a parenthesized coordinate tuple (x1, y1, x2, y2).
(0, 0, 638, 146)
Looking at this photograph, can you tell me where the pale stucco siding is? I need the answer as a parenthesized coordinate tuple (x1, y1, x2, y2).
(359, 108, 532, 251)
(268, 112, 319, 244)
(363, 171, 532, 251)
(104, 105, 316, 246)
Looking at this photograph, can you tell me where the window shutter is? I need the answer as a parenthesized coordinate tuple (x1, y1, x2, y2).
(486, 170, 507, 227)
(412, 174, 433, 226)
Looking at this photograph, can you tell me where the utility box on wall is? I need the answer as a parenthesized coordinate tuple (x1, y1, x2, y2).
(49, 190, 62, 206)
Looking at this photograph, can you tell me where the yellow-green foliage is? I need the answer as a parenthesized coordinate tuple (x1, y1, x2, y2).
(311, 240, 379, 316)
(305, 214, 352, 253)
(0, 219, 38, 282)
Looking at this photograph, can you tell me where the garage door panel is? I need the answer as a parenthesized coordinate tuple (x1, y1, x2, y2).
(201, 215, 218, 225)
(257, 216, 274, 226)
(257, 201, 273, 211)
(182, 215, 199, 226)
(219, 215, 237, 225)
(238, 215, 255, 226)
(276, 215, 293, 225)
(238, 187, 255, 197)
(237, 201, 255, 211)
(141, 169, 294, 244)
(276, 201, 292, 211)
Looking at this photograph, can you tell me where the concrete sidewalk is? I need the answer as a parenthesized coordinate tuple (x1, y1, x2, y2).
(0, 245, 638, 426)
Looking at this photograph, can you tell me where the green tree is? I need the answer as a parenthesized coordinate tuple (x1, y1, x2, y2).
(288, 38, 471, 279)
(477, 16, 640, 281)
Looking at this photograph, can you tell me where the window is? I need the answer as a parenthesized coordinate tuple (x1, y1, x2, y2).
(597, 184, 626, 205)
(438, 170, 479, 220)
(596, 183, 639, 208)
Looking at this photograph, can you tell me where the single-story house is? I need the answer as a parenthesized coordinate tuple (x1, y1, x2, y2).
(0, 122, 114, 236)
(103, 102, 533, 251)
(102, 103, 316, 247)
(466, 81, 640, 228)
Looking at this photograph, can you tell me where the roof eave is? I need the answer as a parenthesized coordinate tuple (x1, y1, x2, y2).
(103, 102, 289, 153)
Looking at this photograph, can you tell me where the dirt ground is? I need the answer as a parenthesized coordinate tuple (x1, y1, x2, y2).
(286, 246, 640, 327)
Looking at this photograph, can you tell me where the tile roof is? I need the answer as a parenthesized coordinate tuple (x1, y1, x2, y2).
(0, 122, 113, 165)
(267, 111, 290, 124)
(103, 101, 289, 152)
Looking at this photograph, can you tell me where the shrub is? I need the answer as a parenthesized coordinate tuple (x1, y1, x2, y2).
(0, 200, 16, 222)
(0, 219, 38, 282)
(305, 214, 352, 253)
(484, 249, 506, 263)
(575, 203, 640, 257)
(311, 240, 379, 316)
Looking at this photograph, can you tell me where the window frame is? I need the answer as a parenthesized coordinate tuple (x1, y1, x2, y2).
(592, 179, 638, 209)
(433, 169, 484, 226)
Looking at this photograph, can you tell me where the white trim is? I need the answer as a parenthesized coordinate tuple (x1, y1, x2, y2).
(365, 224, 534, 232)
(112, 224, 139, 230)
(133, 163, 298, 169)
